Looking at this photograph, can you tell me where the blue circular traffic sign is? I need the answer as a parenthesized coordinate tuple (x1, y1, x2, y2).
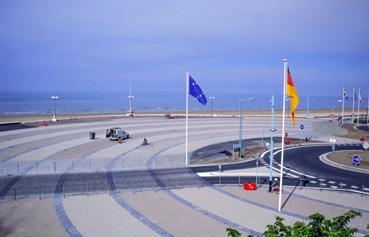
(352, 155, 361, 165)
(300, 124, 305, 130)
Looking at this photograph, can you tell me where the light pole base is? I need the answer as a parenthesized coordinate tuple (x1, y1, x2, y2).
(51, 116, 57, 122)
(127, 111, 135, 117)
(269, 180, 272, 192)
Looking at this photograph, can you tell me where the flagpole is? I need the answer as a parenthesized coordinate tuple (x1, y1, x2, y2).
(367, 93, 369, 125)
(352, 88, 355, 123)
(341, 88, 345, 124)
(357, 88, 360, 125)
(185, 72, 189, 166)
(278, 59, 288, 212)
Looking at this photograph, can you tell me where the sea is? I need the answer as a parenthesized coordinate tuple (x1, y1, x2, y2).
(0, 92, 355, 115)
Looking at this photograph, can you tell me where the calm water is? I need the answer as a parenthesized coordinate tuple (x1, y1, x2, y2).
(0, 92, 355, 115)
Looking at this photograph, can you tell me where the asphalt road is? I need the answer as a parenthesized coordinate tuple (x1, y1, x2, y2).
(263, 144, 369, 191)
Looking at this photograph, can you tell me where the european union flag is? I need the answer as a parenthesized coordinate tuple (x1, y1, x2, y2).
(189, 76, 207, 105)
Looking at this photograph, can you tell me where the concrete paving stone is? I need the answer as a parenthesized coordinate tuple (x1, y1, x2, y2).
(0, 132, 90, 162)
(0, 197, 68, 237)
(13, 136, 103, 162)
(220, 185, 369, 231)
(63, 194, 159, 237)
(120, 190, 235, 237)
(172, 186, 301, 233)
(292, 188, 369, 211)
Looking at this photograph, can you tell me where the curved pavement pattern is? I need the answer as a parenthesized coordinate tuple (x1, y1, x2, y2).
(2, 116, 368, 236)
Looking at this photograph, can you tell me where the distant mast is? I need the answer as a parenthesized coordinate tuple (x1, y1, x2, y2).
(127, 83, 135, 117)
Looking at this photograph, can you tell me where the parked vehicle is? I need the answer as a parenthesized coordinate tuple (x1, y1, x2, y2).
(106, 127, 130, 141)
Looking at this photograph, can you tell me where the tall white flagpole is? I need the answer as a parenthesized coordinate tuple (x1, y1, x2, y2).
(278, 59, 288, 212)
(357, 88, 360, 125)
(341, 88, 345, 124)
(367, 93, 369, 125)
(352, 88, 355, 123)
(185, 72, 189, 166)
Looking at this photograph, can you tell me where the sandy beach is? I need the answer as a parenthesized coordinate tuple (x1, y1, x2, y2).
(0, 108, 360, 125)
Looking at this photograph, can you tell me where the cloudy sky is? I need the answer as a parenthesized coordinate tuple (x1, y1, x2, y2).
(1, 0, 368, 97)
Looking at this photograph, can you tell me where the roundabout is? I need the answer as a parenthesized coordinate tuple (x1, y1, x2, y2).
(1, 116, 369, 237)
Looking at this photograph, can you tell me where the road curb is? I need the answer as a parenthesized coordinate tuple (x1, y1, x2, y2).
(319, 151, 369, 174)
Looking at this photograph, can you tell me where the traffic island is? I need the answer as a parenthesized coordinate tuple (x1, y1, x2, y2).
(320, 150, 369, 174)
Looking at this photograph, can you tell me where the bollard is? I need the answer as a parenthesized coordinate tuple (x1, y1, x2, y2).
(339, 183, 343, 191)
(89, 160, 92, 170)
(238, 176, 241, 185)
(320, 183, 322, 191)
(122, 159, 124, 169)
(105, 160, 107, 169)
(14, 188, 17, 201)
(36, 161, 38, 173)
(362, 185, 364, 197)
(54, 161, 56, 173)
(39, 184, 41, 200)
(17, 161, 19, 174)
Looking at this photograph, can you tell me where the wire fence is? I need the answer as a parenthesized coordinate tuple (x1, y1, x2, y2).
(0, 155, 186, 176)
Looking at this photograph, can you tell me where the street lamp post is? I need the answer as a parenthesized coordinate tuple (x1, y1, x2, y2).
(329, 138, 337, 151)
(51, 96, 59, 122)
(337, 99, 343, 125)
(209, 96, 215, 116)
(127, 83, 134, 117)
(305, 97, 315, 119)
(269, 95, 277, 192)
(239, 97, 254, 158)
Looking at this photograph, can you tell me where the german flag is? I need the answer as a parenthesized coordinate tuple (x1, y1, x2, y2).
(287, 67, 299, 125)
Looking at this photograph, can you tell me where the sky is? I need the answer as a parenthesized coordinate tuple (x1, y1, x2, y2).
(0, 0, 369, 97)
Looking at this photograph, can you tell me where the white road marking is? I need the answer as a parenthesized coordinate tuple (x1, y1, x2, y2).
(276, 164, 316, 179)
(331, 186, 338, 189)
(328, 181, 336, 184)
(351, 186, 359, 189)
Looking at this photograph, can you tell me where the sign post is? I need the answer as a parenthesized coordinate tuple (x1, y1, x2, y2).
(352, 155, 361, 166)
(299, 124, 305, 142)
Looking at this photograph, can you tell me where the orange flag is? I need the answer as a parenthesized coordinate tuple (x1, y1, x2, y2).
(287, 68, 299, 125)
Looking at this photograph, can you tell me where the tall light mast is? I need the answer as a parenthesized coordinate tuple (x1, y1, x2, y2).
(127, 83, 134, 117)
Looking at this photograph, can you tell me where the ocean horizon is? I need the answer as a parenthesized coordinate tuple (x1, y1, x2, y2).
(0, 91, 361, 115)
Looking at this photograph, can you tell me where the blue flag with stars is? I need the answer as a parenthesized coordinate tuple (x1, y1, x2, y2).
(189, 76, 207, 105)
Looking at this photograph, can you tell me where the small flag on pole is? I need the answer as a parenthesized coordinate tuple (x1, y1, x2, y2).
(358, 89, 362, 102)
(286, 68, 299, 125)
(189, 76, 207, 105)
(343, 89, 348, 100)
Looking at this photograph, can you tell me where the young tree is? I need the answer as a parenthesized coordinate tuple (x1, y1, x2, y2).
(264, 210, 361, 237)
(226, 210, 365, 237)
